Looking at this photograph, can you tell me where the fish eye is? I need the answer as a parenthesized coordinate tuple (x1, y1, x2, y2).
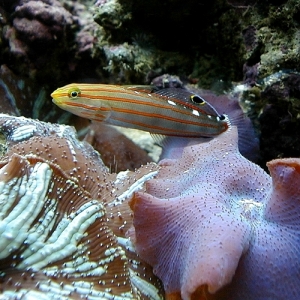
(68, 87, 81, 99)
(219, 115, 226, 120)
(190, 95, 205, 105)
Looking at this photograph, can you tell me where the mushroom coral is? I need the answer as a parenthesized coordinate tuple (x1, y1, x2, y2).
(0, 114, 163, 299)
(130, 126, 300, 300)
(3, 113, 300, 300)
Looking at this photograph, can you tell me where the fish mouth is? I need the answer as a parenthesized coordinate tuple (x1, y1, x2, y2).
(51, 92, 63, 105)
(51, 96, 64, 107)
(51, 97, 59, 104)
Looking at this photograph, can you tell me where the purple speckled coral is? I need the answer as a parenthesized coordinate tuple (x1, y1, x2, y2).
(130, 126, 300, 300)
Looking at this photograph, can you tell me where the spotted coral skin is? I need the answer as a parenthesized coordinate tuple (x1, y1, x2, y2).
(0, 154, 132, 299)
(131, 126, 300, 300)
(0, 114, 164, 300)
(230, 158, 300, 300)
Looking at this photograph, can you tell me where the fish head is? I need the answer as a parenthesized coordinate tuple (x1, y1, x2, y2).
(51, 84, 111, 121)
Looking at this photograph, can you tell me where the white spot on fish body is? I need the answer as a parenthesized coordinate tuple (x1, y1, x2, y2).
(192, 109, 200, 116)
(168, 100, 177, 106)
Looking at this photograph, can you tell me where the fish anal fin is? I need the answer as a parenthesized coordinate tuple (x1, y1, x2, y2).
(150, 133, 167, 147)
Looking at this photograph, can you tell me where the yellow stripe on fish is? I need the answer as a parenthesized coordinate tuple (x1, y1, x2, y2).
(51, 83, 229, 137)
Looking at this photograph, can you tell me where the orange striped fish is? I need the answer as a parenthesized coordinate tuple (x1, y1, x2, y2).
(51, 84, 229, 137)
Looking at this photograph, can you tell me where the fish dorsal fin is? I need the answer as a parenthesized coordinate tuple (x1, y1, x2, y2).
(125, 86, 223, 118)
(153, 88, 223, 118)
(124, 85, 156, 94)
(154, 88, 194, 102)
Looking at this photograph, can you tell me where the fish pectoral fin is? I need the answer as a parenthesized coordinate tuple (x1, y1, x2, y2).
(96, 105, 112, 121)
(82, 103, 111, 122)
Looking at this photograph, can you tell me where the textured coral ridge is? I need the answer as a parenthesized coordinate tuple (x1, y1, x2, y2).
(130, 126, 300, 300)
(0, 114, 164, 299)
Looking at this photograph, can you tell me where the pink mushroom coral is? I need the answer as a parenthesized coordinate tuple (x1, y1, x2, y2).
(130, 126, 300, 300)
